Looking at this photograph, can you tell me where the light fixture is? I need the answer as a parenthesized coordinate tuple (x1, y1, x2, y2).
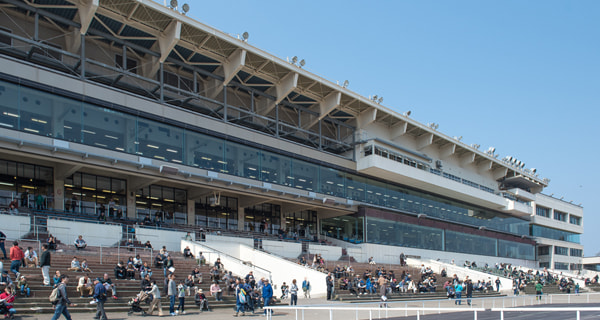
(403, 111, 412, 117)
(181, 3, 189, 14)
(291, 56, 298, 64)
(169, 0, 178, 9)
(342, 80, 349, 88)
(299, 59, 305, 67)
(242, 31, 249, 41)
(377, 97, 383, 104)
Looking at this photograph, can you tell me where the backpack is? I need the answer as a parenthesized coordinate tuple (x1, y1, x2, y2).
(49, 286, 60, 303)
(238, 289, 246, 304)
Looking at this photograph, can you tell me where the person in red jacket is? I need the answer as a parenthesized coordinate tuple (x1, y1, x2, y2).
(0, 286, 16, 319)
(9, 242, 24, 279)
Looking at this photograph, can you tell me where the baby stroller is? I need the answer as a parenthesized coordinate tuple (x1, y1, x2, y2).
(127, 290, 152, 316)
(0, 297, 15, 320)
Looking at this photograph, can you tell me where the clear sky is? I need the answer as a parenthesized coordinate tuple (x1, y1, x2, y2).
(166, 1, 599, 255)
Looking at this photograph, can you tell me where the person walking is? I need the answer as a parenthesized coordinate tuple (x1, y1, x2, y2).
(262, 278, 273, 315)
(302, 277, 311, 298)
(147, 280, 163, 316)
(40, 244, 51, 286)
(289, 279, 298, 306)
(51, 275, 76, 320)
(93, 278, 108, 320)
(454, 281, 463, 305)
(9, 241, 23, 279)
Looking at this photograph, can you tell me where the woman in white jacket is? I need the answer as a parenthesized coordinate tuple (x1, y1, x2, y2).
(147, 280, 163, 316)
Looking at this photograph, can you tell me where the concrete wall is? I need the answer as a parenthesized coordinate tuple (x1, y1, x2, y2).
(47, 218, 121, 247)
(308, 243, 342, 261)
(204, 234, 254, 247)
(136, 226, 188, 252)
(0, 213, 31, 240)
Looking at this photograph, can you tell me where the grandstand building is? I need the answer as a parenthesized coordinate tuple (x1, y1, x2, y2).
(0, 0, 583, 270)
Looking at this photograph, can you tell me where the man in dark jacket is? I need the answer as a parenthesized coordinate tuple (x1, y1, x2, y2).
(40, 244, 51, 286)
(51, 275, 74, 320)
(466, 279, 474, 306)
(93, 278, 108, 320)
(0, 230, 7, 259)
(326, 273, 334, 300)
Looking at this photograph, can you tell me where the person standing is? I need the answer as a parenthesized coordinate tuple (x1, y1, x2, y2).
(40, 244, 51, 286)
(495, 277, 501, 292)
(93, 278, 108, 320)
(51, 275, 75, 320)
(0, 230, 7, 260)
(9, 241, 23, 279)
(167, 273, 177, 316)
(262, 278, 273, 315)
(466, 279, 474, 305)
(289, 279, 298, 306)
(535, 281, 543, 301)
(454, 281, 463, 305)
(326, 273, 334, 300)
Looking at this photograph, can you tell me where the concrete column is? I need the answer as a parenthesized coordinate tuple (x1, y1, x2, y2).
(187, 199, 195, 226)
(237, 207, 245, 231)
(53, 179, 65, 211)
(126, 189, 136, 219)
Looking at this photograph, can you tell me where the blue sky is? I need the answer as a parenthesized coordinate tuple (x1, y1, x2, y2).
(170, 1, 599, 255)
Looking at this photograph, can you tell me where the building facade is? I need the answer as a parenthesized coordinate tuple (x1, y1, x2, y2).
(0, 0, 583, 269)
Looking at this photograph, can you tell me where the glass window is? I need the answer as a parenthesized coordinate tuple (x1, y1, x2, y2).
(554, 262, 569, 270)
(569, 215, 581, 225)
(530, 225, 580, 243)
(365, 180, 387, 206)
(554, 210, 567, 222)
(18, 86, 54, 137)
(446, 230, 497, 256)
(570, 248, 583, 257)
(345, 174, 366, 201)
(536, 206, 550, 218)
(0, 81, 21, 130)
(321, 215, 364, 243)
(259, 151, 291, 186)
(537, 246, 550, 256)
(185, 132, 223, 171)
(320, 168, 345, 198)
(291, 160, 318, 191)
(554, 246, 568, 255)
(498, 240, 535, 260)
(135, 119, 184, 163)
(224, 142, 259, 178)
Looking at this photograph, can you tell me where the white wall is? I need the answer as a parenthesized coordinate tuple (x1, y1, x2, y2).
(136, 226, 187, 252)
(205, 234, 254, 247)
(188, 239, 327, 296)
(47, 218, 122, 247)
(0, 213, 31, 240)
(262, 240, 302, 259)
(308, 243, 342, 261)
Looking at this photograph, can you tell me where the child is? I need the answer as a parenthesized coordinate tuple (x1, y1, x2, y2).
(17, 275, 30, 297)
(176, 281, 186, 315)
(280, 282, 289, 299)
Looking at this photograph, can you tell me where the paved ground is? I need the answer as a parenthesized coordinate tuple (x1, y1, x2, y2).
(13, 295, 600, 319)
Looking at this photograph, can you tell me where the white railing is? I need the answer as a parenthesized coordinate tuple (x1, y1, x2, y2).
(492, 307, 600, 320)
(265, 306, 485, 320)
(265, 292, 600, 320)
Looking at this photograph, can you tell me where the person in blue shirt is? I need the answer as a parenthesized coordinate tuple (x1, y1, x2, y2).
(93, 278, 108, 320)
(454, 281, 464, 305)
(234, 279, 245, 317)
(262, 278, 273, 315)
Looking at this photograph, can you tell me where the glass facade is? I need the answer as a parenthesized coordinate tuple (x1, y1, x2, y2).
(0, 159, 53, 208)
(135, 185, 187, 225)
(244, 203, 281, 235)
(530, 225, 580, 243)
(0, 78, 532, 238)
(321, 214, 535, 260)
(64, 173, 126, 216)
(284, 210, 317, 239)
(195, 195, 238, 230)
